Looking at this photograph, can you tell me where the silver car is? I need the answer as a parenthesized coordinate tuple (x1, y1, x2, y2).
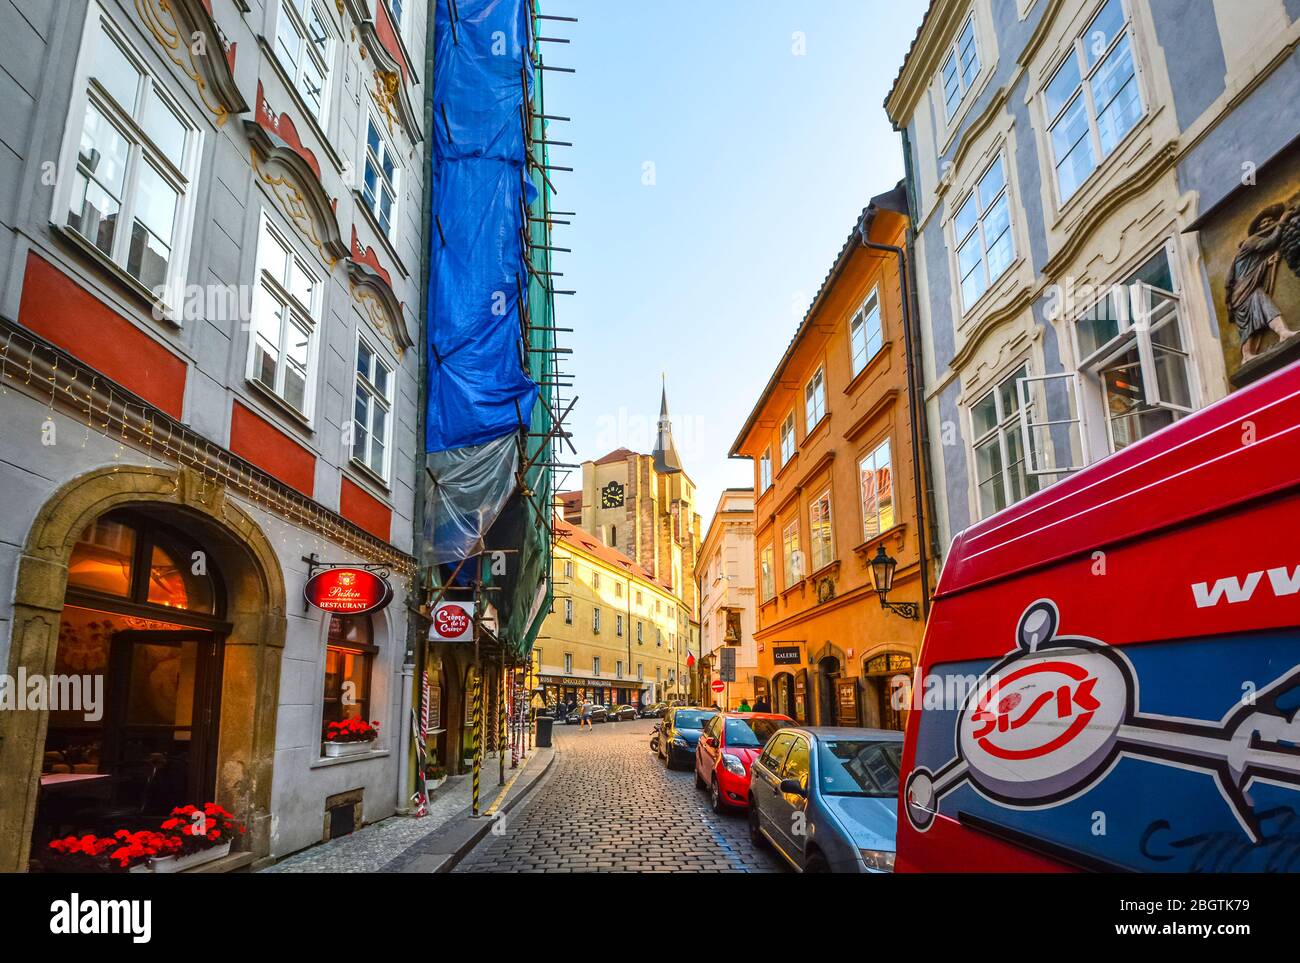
(747, 727, 902, 873)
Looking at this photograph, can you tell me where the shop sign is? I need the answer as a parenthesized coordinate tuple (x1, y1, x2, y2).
(430, 601, 475, 642)
(772, 645, 801, 666)
(304, 567, 392, 615)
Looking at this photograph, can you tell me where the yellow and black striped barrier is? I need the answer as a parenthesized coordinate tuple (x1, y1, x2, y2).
(471, 670, 483, 816)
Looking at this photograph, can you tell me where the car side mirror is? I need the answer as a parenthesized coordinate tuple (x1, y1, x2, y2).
(779, 778, 807, 797)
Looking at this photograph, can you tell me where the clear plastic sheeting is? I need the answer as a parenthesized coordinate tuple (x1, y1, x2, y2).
(422, 434, 519, 566)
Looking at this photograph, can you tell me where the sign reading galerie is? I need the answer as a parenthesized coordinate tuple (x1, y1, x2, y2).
(429, 601, 476, 642)
(304, 567, 392, 615)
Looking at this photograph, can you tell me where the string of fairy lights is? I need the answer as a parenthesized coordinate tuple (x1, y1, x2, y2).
(0, 320, 417, 582)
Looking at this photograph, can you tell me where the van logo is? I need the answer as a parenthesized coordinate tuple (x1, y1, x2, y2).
(1191, 565, 1300, 608)
(904, 600, 1300, 844)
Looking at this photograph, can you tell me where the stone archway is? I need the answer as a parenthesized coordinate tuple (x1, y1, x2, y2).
(0, 465, 286, 871)
(808, 642, 849, 726)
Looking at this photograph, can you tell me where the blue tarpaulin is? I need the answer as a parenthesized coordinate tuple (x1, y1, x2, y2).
(426, 0, 539, 453)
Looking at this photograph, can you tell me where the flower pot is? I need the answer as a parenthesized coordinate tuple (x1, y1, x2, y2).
(150, 840, 231, 874)
(425, 775, 446, 792)
(324, 740, 375, 758)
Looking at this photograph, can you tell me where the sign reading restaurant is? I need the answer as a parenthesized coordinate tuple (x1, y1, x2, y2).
(304, 567, 392, 615)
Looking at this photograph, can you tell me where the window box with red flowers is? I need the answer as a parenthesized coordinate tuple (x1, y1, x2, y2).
(151, 803, 244, 873)
(41, 802, 244, 873)
(323, 718, 381, 757)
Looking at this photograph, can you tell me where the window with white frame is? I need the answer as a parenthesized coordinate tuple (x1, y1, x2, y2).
(805, 367, 826, 429)
(363, 118, 399, 237)
(563, 652, 572, 674)
(781, 521, 802, 588)
(353, 335, 393, 480)
(249, 215, 321, 416)
(940, 13, 980, 118)
(759, 449, 773, 492)
(954, 154, 1014, 312)
(593, 656, 601, 676)
(779, 411, 796, 465)
(592, 571, 600, 591)
(1074, 244, 1193, 453)
(563, 598, 573, 624)
(859, 439, 895, 540)
(59, 6, 199, 300)
(616, 613, 624, 637)
(971, 365, 1041, 519)
(592, 607, 601, 633)
(616, 660, 624, 679)
(809, 489, 834, 572)
(563, 559, 572, 578)
(1043, 0, 1143, 204)
(385, 0, 404, 34)
(275, 0, 333, 120)
(760, 543, 775, 601)
(637, 663, 644, 681)
(849, 289, 884, 375)
(636, 621, 644, 643)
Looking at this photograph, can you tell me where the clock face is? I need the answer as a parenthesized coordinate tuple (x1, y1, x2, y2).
(601, 481, 625, 509)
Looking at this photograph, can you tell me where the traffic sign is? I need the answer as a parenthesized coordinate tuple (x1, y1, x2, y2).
(710, 679, 726, 693)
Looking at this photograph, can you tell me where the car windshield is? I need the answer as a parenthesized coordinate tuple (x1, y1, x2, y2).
(816, 740, 903, 797)
(724, 717, 791, 748)
(673, 711, 714, 730)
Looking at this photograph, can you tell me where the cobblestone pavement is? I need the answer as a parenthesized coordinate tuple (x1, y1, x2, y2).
(454, 718, 786, 873)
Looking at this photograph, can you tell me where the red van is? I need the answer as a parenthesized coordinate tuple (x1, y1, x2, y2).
(897, 361, 1300, 872)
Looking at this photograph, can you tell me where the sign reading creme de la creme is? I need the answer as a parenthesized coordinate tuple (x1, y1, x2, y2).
(772, 645, 802, 666)
(304, 567, 392, 615)
(429, 601, 475, 643)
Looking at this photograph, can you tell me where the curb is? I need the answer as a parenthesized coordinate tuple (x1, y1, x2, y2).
(435, 743, 558, 872)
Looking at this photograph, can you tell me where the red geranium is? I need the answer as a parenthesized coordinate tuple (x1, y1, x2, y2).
(324, 718, 381, 744)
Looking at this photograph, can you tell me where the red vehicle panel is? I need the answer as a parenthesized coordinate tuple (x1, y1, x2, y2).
(898, 361, 1300, 872)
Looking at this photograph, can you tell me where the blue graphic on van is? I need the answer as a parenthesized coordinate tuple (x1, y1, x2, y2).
(905, 600, 1300, 871)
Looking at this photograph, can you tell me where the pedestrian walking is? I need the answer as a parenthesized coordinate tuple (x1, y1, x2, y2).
(580, 699, 593, 730)
(753, 696, 771, 713)
(737, 698, 752, 713)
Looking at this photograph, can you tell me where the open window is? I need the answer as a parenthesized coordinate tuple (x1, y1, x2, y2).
(1017, 371, 1088, 477)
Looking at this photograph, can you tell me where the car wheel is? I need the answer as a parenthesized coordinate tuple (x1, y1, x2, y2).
(710, 777, 727, 814)
(748, 800, 768, 848)
(804, 852, 829, 873)
(694, 765, 706, 790)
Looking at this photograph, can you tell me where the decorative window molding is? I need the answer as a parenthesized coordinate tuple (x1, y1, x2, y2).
(347, 225, 411, 357)
(131, 0, 249, 126)
(952, 152, 1015, 313)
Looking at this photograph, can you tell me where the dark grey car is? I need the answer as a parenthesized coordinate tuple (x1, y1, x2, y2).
(747, 727, 902, 873)
(657, 707, 717, 769)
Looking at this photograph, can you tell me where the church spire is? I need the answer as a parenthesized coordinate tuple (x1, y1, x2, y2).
(653, 377, 683, 474)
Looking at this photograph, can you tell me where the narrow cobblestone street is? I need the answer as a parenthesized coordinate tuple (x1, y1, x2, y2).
(455, 718, 786, 873)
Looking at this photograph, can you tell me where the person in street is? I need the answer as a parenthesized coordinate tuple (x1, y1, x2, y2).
(737, 698, 752, 713)
(753, 696, 771, 713)
(580, 700, 592, 730)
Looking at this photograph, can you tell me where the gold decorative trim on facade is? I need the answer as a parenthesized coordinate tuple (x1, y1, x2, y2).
(251, 151, 342, 270)
(133, 0, 244, 127)
(349, 279, 405, 359)
(375, 69, 402, 133)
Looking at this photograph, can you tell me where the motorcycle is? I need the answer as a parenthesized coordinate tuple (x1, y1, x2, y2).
(649, 721, 661, 754)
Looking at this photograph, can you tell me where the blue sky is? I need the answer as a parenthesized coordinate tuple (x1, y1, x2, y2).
(545, 1, 928, 529)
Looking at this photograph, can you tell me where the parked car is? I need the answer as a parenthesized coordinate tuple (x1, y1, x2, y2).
(694, 712, 794, 813)
(640, 702, 668, 718)
(608, 704, 637, 722)
(749, 727, 902, 873)
(657, 707, 717, 769)
(898, 361, 1300, 873)
(562, 703, 608, 724)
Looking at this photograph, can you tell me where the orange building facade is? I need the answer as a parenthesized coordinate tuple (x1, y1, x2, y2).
(730, 187, 931, 731)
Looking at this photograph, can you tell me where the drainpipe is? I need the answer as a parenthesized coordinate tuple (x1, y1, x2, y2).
(859, 212, 933, 619)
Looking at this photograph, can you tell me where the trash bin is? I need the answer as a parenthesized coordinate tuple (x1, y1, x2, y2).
(535, 715, 554, 748)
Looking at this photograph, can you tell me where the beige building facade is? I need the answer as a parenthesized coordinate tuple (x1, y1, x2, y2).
(696, 489, 759, 710)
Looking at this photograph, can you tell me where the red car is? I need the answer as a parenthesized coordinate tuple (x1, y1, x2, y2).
(694, 712, 794, 813)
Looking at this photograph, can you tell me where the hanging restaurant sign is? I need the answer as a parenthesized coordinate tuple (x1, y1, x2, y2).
(429, 601, 476, 642)
(304, 567, 393, 615)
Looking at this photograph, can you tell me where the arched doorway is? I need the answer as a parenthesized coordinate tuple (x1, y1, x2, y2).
(862, 651, 913, 731)
(817, 655, 841, 726)
(0, 466, 286, 872)
(771, 672, 795, 719)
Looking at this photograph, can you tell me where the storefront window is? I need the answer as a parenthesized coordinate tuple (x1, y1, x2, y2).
(66, 518, 136, 597)
(323, 614, 376, 728)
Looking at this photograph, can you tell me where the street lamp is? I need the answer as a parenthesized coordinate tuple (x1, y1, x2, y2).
(868, 545, 919, 620)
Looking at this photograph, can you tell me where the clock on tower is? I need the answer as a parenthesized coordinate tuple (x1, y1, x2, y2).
(601, 481, 625, 509)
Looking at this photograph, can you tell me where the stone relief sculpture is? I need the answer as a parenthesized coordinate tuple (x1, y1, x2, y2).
(1226, 201, 1300, 362)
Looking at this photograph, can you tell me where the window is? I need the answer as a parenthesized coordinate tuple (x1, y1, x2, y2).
(593, 656, 601, 676)
(616, 613, 624, 637)
(615, 582, 623, 598)
(353, 335, 394, 479)
(759, 449, 773, 492)
(637, 663, 644, 682)
(616, 660, 624, 679)
(849, 290, 884, 375)
(636, 590, 643, 606)
(592, 572, 600, 591)
(58, 6, 199, 301)
(564, 652, 572, 675)
(563, 559, 572, 578)
(760, 543, 775, 601)
(363, 118, 398, 237)
(323, 614, 376, 731)
(592, 607, 601, 633)
(805, 367, 826, 430)
(637, 621, 644, 643)
(563, 598, 573, 624)
(249, 215, 321, 416)
(1044, 0, 1142, 203)
(275, 0, 333, 119)
(859, 439, 895, 540)
(780, 411, 796, 465)
(971, 365, 1040, 519)
(1074, 245, 1193, 453)
(781, 521, 802, 589)
(386, 0, 404, 32)
(940, 13, 980, 118)
(954, 154, 1014, 312)
(657, 628, 663, 646)
(809, 489, 834, 572)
